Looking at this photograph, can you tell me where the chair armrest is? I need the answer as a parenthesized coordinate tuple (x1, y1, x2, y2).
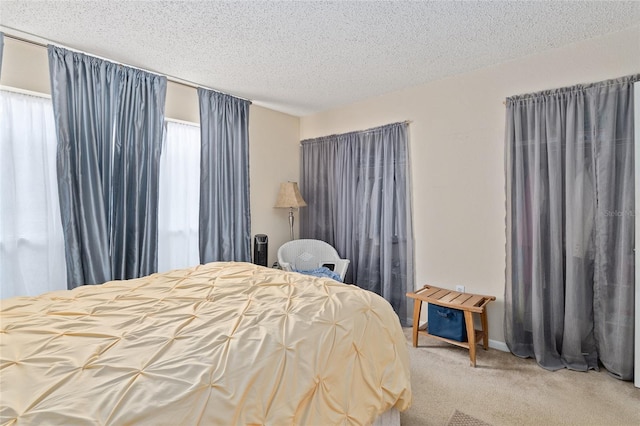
(279, 261, 293, 272)
(321, 259, 350, 282)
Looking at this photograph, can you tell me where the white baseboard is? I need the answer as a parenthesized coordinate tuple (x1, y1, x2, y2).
(489, 339, 509, 352)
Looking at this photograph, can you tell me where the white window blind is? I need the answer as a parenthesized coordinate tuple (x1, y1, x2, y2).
(0, 89, 67, 298)
(157, 120, 201, 272)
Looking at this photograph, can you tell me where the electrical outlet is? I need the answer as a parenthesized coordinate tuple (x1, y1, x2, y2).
(455, 285, 465, 293)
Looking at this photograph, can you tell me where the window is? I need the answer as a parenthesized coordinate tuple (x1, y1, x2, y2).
(0, 90, 67, 298)
(157, 120, 201, 272)
(0, 93, 202, 297)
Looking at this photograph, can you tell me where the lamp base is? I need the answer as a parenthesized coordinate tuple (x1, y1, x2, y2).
(288, 208, 295, 240)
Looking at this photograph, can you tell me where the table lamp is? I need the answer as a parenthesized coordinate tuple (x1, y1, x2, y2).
(274, 182, 307, 240)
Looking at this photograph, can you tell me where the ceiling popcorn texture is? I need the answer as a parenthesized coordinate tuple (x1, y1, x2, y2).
(1, 1, 638, 116)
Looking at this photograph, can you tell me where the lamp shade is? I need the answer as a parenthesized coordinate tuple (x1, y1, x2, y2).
(274, 182, 307, 208)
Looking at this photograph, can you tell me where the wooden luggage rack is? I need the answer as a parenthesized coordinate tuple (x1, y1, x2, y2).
(406, 285, 495, 367)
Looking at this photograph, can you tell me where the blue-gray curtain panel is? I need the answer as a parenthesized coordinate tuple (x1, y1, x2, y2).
(505, 74, 638, 380)
(0, 33, 4, 79)
(110, 67, 167, 279)
(48, 45, 118, 288)
(48, 45, 166, 289)
(198, 88, 251, 263)
(300, 122, 415, 326)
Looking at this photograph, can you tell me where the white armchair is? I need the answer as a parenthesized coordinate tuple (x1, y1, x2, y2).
(277, 239, 350, 282)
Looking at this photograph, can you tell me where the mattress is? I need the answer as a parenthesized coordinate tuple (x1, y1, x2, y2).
(1, 262, 411, 425)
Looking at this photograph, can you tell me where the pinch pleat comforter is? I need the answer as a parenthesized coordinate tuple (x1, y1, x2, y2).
(1, 262, 411, 425)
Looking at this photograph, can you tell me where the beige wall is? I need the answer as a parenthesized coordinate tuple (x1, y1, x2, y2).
(4, 27, 639, 345)
(1, 36, 300, 267)
(300, 26, 640, 347)
(249, 106, 300, 266)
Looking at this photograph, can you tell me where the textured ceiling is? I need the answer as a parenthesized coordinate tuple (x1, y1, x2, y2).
(1, 1, 638, 116)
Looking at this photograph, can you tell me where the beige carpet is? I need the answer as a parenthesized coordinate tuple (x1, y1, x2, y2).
(399, 328, 640, 426)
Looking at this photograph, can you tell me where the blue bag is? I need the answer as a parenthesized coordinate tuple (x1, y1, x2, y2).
(428, 304, 468, 342)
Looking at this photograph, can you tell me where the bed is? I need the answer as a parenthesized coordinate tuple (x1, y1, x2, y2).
(0, 262, 411, 425)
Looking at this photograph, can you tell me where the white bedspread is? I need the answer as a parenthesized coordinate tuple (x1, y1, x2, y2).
(1, 262, 411, 425)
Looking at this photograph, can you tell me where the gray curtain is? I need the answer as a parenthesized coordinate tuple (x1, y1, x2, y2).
(49, 45, 166, 288)
(0, 33, 4, 79)
(505, 74, 637, 380)
(198, 88, 251, 263)
(110, 67, 166, 279)
(49, 46, 117, 288)
(300, 122, 414, 326)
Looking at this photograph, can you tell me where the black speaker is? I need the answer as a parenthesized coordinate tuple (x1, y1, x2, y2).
(253, 234, 268, 266)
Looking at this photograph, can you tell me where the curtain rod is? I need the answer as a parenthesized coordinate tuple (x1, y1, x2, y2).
(0, 84, 51, 99)
(299, 120, 412, 146)
(2, 32, 251, 101)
